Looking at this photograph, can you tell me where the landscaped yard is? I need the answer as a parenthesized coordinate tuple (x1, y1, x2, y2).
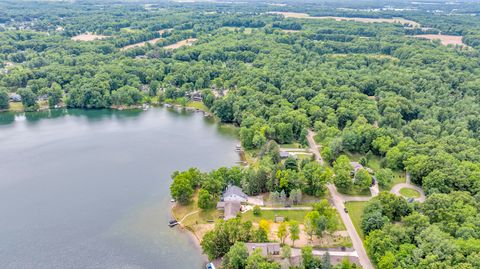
(242, 209, 308, 223)
(172, 190, 220, 227)
(399, 188, 421, 198)
(345, 201, 368, 239)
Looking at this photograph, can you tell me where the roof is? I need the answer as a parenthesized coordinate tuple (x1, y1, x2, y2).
(350, 162, 363, 172)
(279, 151, 290, 158)
(245, 243, 281, 256)
(224, 185, 247, 199)
(224, 201, 241, 220)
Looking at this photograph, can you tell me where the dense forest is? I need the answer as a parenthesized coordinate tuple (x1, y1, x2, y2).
(2, 0, 480, 268)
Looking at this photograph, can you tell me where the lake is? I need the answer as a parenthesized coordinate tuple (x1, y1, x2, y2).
(0, 108, 239, 269)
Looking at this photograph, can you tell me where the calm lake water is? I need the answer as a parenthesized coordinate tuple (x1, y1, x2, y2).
(0, 108, 239, 269)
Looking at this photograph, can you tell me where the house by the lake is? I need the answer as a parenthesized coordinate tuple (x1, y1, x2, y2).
(9, 93, 21, 102)
(223, 184, 247, 203)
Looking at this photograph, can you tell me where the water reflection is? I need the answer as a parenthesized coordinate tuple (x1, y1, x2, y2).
(0, 106, 239, 269)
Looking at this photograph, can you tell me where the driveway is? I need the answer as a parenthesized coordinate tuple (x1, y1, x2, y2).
(327, 184, 373, 269)
(247, 195, 265, 206)
(390, 182, 426, 202)
(307, 130, 373, 269)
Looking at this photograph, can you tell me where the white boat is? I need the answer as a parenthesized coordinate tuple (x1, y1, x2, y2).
(142, 104, 149, 111)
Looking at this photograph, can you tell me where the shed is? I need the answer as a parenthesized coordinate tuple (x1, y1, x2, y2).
(279, 151, 290, 159)
(245, 243, 281, 256)
(274, 215, 285, 223)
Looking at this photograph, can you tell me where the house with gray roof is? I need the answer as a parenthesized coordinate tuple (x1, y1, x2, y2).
(223, 184, 247, 203)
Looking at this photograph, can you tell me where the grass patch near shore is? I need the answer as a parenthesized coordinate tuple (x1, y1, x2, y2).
(399, 188, 421, 198)
(345, 201, 368, 239)
(172, 191, 221, 227)
(8, 102, 24, 112)
(186, 101, 209, 112)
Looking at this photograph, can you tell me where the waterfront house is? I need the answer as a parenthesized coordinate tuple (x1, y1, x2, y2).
(223, 184, 247, 203)
(9, 93, 21, 102)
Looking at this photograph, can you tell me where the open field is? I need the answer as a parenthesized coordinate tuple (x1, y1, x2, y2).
(120, 37, 164, 51)
(163, 38, 198, 49)
(71, 33, 109, 41)
(158, 28, 173, 35)
(269, 12, 419, 27)
(345, 201, 368, 239)
(413, 34, 466, 46)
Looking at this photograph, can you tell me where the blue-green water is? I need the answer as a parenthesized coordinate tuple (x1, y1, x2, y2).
(0, 108, 239, 269)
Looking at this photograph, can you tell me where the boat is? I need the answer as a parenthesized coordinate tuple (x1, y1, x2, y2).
(142, 104, 149, 111)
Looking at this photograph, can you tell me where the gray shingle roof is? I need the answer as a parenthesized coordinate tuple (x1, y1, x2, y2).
(224, 185, 247, 199)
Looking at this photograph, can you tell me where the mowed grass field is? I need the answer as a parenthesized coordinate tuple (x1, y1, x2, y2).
(345, 201, 368, 239)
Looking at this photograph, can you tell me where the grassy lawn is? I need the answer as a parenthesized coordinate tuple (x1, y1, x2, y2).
(186, 101, 209, 112)
(345, 201, 368, 239)
(295, 153, 314, 160)
(399, 188, 421, 198)
(280, 143, 303, 149)
(172, 190, 221, 227)
(8, 102, 23, 112)
(242, 210, 308, 224)
(347, 152, 382, 171)
(340, 186, 371, 197)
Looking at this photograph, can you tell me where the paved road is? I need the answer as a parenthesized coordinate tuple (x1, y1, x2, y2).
(327, 184, 374, 269)
(291, 247, 359, 258)
(306, 130, 324, 165)
(307, 130, 373, 269)
(390, 182, 426, 202)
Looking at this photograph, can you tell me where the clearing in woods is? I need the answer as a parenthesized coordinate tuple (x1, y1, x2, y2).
(269, 12, 420, 27)
(120, 30, 172, 50)
(413, 34, 466, 46)
(163, 38, 198, 49)
(71, 33, 109, 41)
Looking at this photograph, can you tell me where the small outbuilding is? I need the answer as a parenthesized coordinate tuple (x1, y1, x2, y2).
(279, 151, 290, 159)
(245, 243, 281, 256)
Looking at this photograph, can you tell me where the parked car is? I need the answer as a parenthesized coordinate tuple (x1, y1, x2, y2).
(206, 263, 216, 269)
(344, 208, 348, 213)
